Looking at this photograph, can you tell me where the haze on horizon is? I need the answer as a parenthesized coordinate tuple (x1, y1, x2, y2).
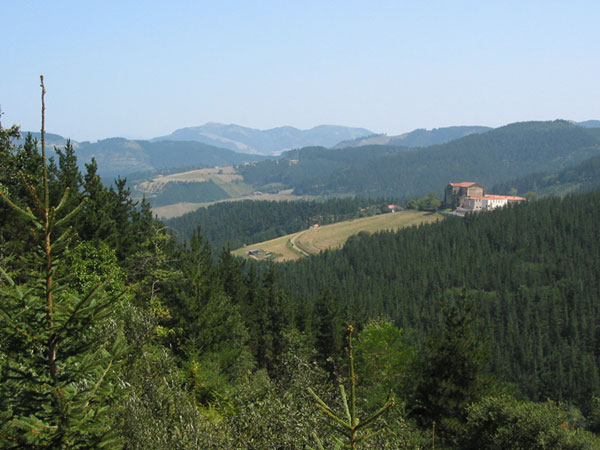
(2, 0, 599, 143)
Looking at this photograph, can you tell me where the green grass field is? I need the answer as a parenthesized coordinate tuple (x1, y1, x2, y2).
(232, 210, 443, 262)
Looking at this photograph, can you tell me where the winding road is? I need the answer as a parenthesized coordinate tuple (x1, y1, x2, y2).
(289, 230, 310, 257)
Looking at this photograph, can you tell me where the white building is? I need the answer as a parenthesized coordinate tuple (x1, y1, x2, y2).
(462, 194, 526, 212)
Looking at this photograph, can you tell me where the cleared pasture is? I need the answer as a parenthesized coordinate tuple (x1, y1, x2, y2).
(233, 210, 442, 262)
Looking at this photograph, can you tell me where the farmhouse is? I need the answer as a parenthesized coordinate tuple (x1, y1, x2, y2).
(447, 182, 526, 213)
(444, 182, 485, 208)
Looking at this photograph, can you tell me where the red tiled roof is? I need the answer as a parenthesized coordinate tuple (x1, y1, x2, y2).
(466, 195, 526, 201)
(450, 182, 479, 187)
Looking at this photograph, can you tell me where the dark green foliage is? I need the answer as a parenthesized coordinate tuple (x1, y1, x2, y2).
(238, 145, 409, 191)
(149, 180, 230, 206)
(307, 325, 396, 449)
(314, 290, 343, 373)
(353, 320, 417, 411)
(6, 90, 600, 447)
(406, 192, 442, 211)
(460, 395, 600, 449)
(491, 154, 600, 197)
(386, 126, 492, 147)
(238, 121, 600, 198)
(274, 192, 600, 412)
(166, 197, 393, 249)
(411, 291, 490, 441)
(0, 80, 125, 448)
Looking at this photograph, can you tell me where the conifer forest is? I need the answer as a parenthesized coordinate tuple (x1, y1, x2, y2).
(3, 80, 600, 449)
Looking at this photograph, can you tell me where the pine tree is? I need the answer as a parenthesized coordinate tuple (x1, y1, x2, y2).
(307, 325, 395, 449)
(410, 289, 490, 443)
(0, 77, 125, 448)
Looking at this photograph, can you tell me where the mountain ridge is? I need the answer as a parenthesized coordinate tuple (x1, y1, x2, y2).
(238, 120, 600, 199)
(151, 122, 373, 155)
(333, 125, 493, 149)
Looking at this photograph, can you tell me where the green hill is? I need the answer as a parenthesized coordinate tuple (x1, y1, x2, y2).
(491, 154, 600, 197)
(333, 126, 492, 148)
(272, 191, 600, 410)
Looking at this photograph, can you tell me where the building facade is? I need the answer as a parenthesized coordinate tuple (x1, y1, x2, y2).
(444, 182, 485, 208)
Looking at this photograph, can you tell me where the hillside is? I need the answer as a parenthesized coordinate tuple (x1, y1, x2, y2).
(73, 138, 268, 178)
(164, 197, 393, 249)
(238, 120, 600, 198)
(232, 210, 442, 261)
(152, 122, 373, 155)
(273, 191, 600, 411)
(333, 125, 492, 148)
(491, 154, 600, 197)
(4, 115, 600, 449)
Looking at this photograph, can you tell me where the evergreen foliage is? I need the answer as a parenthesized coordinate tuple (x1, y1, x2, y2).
(165, 197, 393, 249)
(307, 325, 395, 449)
(0, 78, 125, 448)
(461, 395, 600, 449)
(238, 121, 600, 198)
(148, 180, 230, 207)
(274, 192, 600, 412)
(491, 154, 600, 197)
(3, 82, 600, 448)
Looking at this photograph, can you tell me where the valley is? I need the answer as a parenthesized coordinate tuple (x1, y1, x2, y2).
(4, 113, 600, 449)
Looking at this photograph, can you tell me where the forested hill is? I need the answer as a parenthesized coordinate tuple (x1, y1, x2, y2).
(165, 197, 391, 249)
(333, 125, 492, 148)
(491, 154, 600, 196)
(238, 120, 600, 198)
(272, 191, 600, 411)
(237, 145, 411, 190)
(14, 133, 268, 178)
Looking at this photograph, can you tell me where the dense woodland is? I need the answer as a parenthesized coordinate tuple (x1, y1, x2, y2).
(491, 154, 600, 197)
(2, 102, 600, 449)
(165, 197, 395, 250)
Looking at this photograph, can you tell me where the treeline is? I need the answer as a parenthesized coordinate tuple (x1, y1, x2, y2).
(165, 197, 395, 249)
(149, 180, 230, 206)
(3, 115, 600, 448)
(238, 121, 600, 198)
(272, 192, 600, 412)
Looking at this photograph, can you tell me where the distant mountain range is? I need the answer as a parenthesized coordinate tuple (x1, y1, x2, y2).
(14, 120, 600, 178)
(238, 120, 600, 199)
(151, 123, 373, 155)
(12, 133, 267, 178)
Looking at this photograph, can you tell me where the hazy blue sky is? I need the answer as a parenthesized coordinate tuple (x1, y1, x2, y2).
(2, 0, 599, 142)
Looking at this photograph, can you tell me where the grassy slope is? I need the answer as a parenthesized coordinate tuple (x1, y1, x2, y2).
(232, 210, 442, 262)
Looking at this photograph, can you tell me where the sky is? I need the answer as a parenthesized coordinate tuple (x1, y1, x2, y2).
(2, 0, 599, 142)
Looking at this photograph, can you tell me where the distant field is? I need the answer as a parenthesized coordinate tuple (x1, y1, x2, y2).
(232, 210, 442, 262)
(136, 166, 248, 195)
(135, 165, 317, 218)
